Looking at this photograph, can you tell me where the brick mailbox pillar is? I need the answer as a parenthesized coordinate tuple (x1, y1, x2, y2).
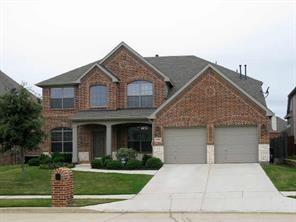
(51, 168, 73, 207)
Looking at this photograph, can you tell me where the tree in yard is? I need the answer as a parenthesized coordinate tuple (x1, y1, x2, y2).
(0, 86, 45, 177)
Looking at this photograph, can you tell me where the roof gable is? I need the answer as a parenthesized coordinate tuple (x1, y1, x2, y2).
(78, 63, 118, 83)
(100, 42, 172, 83)
(149, 65, 273, 119)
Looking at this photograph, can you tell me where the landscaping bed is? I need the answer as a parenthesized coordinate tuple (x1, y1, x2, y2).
(0, 165, 152, 195)
(0, 198, 122, 207)
(262, 164, 296, 191)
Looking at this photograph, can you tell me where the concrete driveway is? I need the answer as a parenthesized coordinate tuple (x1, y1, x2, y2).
(86, 164, 296, 213)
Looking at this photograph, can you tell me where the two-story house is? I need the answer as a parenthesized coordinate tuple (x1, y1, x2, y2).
(36, 42, 273, 164)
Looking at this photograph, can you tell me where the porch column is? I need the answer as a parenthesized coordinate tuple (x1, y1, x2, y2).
(72, 124, 78, 163)
(106, 124, 112, 155)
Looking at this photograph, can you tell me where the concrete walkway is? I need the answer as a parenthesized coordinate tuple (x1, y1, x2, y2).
(85, 164, 296, 213)
(281, 191, 296, 197)
(0, 195, 134, 199)
(73, 164, 157, 175)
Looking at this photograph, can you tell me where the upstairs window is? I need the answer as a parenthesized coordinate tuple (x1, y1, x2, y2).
(50, 87, 74, 109)
(90, 85, 107, 107)
(51, 127, 72, 153)
(127, 81, 153, 107)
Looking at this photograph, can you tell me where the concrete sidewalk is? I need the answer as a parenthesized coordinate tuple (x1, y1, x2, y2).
(73, 164, 157, 175)
(85, 164, 296, 213)
(0, 195, 135, 199)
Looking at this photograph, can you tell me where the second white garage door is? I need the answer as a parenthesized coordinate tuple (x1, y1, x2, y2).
(215, 127, 258, 163)
(164, 128, 207, 164)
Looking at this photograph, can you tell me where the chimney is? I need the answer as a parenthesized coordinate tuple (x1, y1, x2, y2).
(155, 54, 159, 57)
(239, 65, 242, 79)
(244, 64, 247, 79)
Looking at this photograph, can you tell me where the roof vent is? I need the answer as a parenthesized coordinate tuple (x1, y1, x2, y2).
(155, 54, 159, 57)
(244, 64, 247, 79)
(239, 65, 242, 79)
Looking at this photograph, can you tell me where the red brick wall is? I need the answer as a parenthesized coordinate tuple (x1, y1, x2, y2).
(153, 68, 270, 144)
(103, 46, 167, 108)
(78, 67, 117, 110)
(51, 168, 73, 207)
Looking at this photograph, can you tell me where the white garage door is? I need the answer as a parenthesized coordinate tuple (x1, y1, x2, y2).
(215, 127, 258, 163)
(164, 128, 207, 164)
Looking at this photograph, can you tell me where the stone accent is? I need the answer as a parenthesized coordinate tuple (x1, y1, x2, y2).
(153, 146, 164, 162)
(78, 152, 89, 162)
(207, 145, 215, 164)
(258, 144, 270, 162)
(51, 168, 73, 207)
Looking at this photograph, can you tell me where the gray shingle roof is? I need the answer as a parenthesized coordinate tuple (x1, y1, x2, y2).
(36, 55, 267, 109)
(0, 70, 20, 95)
(71, 108, 156, 121)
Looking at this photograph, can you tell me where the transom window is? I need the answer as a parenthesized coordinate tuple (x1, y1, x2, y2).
(90, 85, 107, 107)
(127, 81, 153, 107)
(50, 87, 74, 109)
(51, 127, 73, 153)
(128, 125, 152, 152)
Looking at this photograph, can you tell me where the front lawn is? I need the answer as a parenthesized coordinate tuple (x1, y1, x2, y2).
(0, 198, 121, 207)
(262, 164, 296, 191)
(0, 165, 152, 195)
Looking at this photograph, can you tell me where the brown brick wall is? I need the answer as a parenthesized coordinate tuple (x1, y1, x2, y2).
(103, 47, 167, 108)
(153, 68, 270, 144)
(51, 168, 73, 207)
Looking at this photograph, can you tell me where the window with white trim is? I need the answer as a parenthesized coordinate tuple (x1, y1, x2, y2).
(90, 85, 107, 107)
(127, 81, 153, 107)
(50, 87, 74, 109)
(51, 128, 73, 153)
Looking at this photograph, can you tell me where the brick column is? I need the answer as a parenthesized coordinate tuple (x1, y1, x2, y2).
(51, 168, 73, 207)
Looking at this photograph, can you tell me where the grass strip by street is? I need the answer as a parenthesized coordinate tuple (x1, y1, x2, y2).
(0, 198, 123, 207)
(0, 165, 152, 195)
(261, 164, 296, 191)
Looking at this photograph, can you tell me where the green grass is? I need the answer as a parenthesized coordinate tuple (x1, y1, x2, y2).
(0, 199, 122, 207)
(262, 164, 296, 191)
(0, 165, 152, 195)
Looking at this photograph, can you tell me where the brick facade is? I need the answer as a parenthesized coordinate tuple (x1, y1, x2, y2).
(153, 68, 269, 145)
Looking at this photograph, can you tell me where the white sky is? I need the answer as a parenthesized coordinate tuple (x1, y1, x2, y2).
(0, 0, 295, 118)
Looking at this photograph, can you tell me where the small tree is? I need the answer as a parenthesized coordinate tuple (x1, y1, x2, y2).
(0, 86, 44, 177)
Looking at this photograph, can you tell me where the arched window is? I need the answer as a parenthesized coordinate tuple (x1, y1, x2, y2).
(51, 127, 72, 153)
(90, 85, 107, 107)
(127, 81, 153, 107)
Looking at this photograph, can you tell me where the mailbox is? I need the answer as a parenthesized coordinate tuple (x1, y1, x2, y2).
(51, 168, 73, 207)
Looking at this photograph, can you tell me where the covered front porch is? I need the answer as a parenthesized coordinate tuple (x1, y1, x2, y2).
(71, 121, 152, 163)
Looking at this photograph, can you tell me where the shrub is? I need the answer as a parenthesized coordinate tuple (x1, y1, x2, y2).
(142, 154, 152, 166)
(39, 154, 52, 164)
(116, 148, 136, 161)
(64, 163, 75, 168)
(106, 160, 123, 170)
(101, 155, 112, 167)
(28, 158, 40, 166)
(63, 153, 72, 163)
(145, 157, 163, 169)
(51, 153, 65, 163)
(91, 159, 103, 169)
(125, 159, 142, 170)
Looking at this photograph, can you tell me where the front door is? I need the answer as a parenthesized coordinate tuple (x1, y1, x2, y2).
(92, 129, 106, 159)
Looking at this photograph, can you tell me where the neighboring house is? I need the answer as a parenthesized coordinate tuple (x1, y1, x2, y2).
(36, 42, 273, 164)
(269, 116, 287, 139)
(285, 86, 296, 155)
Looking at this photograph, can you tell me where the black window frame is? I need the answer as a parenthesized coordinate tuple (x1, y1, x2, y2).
(127, 81, 153, 108)
(51, 127, 73, 153)
(50, 87, 74, 109)
(127, 125, 152, 153)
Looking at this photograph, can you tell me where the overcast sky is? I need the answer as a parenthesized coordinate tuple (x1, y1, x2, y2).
(0, 0, 295, 118)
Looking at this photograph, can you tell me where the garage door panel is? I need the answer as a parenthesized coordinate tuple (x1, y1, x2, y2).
(164, 128, 206, 164)
(215, 127, 258, 163)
